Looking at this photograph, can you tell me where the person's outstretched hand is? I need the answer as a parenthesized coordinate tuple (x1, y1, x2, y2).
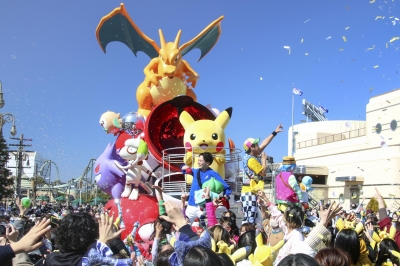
(160, 201, 187, 230)
(181, 188, 189, 202)
(319, 201, 343, 227)
(6, 224, 19, 243)
(16, 197, 29, 216)
(98, 212, 124, 244)
(155, 222, 163, 240)
(10, 217, 51, 254)
(275, 123, 284, 133)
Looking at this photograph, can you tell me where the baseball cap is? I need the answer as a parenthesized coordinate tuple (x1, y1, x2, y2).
(243, 138, 260, 152)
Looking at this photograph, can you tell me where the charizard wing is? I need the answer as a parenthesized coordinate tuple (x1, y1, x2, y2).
(95, 3, 160, 58)
(179, 16, 224, 62)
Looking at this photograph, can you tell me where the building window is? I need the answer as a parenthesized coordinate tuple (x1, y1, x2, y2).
(390, 120, 398, 131)
(375, 123, 382, 134)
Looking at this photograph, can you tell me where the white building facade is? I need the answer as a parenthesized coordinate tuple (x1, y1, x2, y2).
(288, 89, 400, 210)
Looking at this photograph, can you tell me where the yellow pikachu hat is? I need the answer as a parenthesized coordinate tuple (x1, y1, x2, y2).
(215, 240, 251, 264)
(248, 233, 285, 266)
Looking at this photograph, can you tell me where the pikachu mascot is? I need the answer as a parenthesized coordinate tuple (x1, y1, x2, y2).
(179, 107, 232, 184)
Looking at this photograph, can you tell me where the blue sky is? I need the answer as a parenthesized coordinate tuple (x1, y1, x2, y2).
(1, 0, 399, 182)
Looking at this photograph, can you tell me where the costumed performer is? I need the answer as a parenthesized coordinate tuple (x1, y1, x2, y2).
(275, 156, 303, 212)
(241, 123, 283, 224)
(181, 152, 232, 223)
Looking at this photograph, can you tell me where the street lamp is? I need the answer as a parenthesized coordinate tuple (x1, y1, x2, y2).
(0, 81, 17, 136)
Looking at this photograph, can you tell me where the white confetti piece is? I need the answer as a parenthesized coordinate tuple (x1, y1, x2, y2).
(367, 45, 375, 50)
(305, 52, 309, 56)
(370, 0, 375, 3)
(325, 36, 332, 40)
(304, 19, 311, 23)
(339, 48, 344, 51)
(342, 36, 347, 42)
(345, 27, 350, 30)
(301, 38, 304, 43)
(375, 16, 385, 20)
(283, 46, 290, 49)
(390, 37, 399, 42)
(260, 77, 263, 80)
(374, 65, 379, 68)
(386, 43, 389, 48)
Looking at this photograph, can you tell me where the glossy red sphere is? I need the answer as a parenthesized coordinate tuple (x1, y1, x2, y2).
(104, 194, 159, 240)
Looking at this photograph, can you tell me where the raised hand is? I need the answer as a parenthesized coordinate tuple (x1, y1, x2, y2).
(16, 197, 29, 216)
(6, 224, 19, 243)
(160, 201, 187, 230)
(98, 212, 124, 244)
(155, 222, 163, 239)
(275, 123, 284, 133)
(181, 188, 189, 202)
(10, 217, 51, 254)
(319, 201, 343, 227)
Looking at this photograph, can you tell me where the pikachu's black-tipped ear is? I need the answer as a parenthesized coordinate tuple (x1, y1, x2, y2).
(225, 107, 233, 118)
(177, 107, 183, 116)
(215, 107, 232, 129)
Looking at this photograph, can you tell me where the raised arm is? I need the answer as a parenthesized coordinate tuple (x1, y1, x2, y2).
(259, 123, 284, 152)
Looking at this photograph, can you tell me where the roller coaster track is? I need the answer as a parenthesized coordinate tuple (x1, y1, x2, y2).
(35, 159, 96, 193)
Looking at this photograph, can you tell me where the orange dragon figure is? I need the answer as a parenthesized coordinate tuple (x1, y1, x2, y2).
(96, 4, 224, 117)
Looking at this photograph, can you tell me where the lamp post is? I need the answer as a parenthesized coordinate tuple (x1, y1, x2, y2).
(0, 81, 17, 137)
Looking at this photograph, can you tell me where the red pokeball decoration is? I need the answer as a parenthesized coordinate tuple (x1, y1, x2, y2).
(144, 96, 215, 172)
(115, 96, 215, 173)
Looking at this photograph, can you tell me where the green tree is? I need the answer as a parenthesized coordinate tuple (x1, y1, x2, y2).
(0, 135, 14, 200)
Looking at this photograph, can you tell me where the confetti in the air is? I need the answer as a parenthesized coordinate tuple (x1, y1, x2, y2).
(390, 37, 399, 42)
(301, 38, 304, 43)
(386, 43, 389, 48)
(369, 87, 374, 93)
(283, 46, 291, 54)
(305, 52, 309, 56)
(339, 48, 344, 51)
(342, 36, 347, 42)
(374, 65, 379, 68)
(326, 36, 332, 40)
(367, 45, 375, 50)
(304, 19, 311, 23)
(260, 77, 263, 80)
(375, 16, 385, 20)
(370, 0, 375, 3)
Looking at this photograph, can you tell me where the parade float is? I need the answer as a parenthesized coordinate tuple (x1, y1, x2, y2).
(93, 3, 241, 259)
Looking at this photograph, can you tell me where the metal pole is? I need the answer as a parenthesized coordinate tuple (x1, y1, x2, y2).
(80, 181, 82, 206)
(291, 84, 294, 156)
(16, 134, 23, 198)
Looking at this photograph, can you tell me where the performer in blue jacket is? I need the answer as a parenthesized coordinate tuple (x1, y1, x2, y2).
(182, 152, 232, 223)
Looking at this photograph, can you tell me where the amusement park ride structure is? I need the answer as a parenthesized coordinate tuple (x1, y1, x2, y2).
(34, 159, 97, 204)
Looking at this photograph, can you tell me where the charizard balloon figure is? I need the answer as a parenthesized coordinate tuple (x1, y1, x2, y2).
(96, 3, 224, 117)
